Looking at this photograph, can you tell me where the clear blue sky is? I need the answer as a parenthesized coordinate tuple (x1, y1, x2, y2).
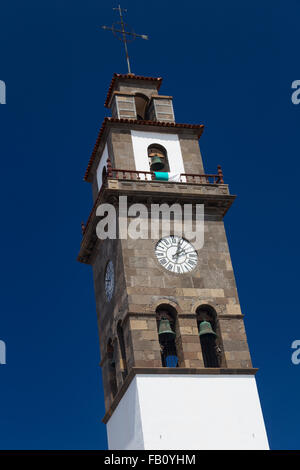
(0, 0, 299, 450)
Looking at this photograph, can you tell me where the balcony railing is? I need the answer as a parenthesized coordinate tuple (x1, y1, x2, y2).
(81, 159, 225, 235)
(105, 158, 224, 185)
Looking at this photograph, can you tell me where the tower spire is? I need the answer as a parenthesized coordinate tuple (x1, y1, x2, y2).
(102, 4, 149, 74)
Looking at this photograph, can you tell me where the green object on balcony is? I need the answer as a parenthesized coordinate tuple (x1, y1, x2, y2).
(154, 171, 169, 181)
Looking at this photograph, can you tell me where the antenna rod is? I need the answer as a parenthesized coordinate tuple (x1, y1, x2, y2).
(102, 5, 149, 74)
(115, 5, 131, 74)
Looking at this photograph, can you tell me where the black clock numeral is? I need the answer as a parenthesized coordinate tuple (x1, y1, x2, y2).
(166, 263, 174, 271)
(187, 259, 196, 267)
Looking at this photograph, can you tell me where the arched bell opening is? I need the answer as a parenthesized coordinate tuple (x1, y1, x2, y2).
(107, 338, 118, 398)
(117, 321, 128, 380)
(148, 144, 170, 172)
(102, 166, 107, 182)
(196, 305, 222, 368)
(134, 93, 149, 120)
(156, 305, 181, 368)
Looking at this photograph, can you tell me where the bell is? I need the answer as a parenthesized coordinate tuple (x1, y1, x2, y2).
(198, 321, 217, 337)
(158, 319, 175, 340)
(150, 155, 164, 171)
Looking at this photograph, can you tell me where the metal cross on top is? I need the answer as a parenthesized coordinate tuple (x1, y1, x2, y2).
(102, 5, 149, 74)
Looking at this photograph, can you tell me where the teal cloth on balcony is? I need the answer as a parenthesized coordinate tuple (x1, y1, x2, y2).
(154, 171, 169, 181)
(154, 172, 181, 182)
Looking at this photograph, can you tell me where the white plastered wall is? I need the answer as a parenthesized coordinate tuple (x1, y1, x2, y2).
(106, 374, 269, 450)
(96, 143, 109, 190)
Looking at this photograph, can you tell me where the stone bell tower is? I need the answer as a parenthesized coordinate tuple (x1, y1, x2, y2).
(78, 73, 269, 450)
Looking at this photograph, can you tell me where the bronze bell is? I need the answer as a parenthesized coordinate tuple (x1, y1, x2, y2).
(198, 321, 217, 337)
(158, 318, 175, 341)
(150, 155, 164, 171)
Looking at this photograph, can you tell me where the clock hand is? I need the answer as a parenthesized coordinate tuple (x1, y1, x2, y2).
(173, 247, 196, 258)
(172, 248, 186, 259)
(174, 239, 184, 256)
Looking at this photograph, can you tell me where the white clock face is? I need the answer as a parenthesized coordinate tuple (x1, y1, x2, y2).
(155, 236, 198, 274)
(104, 260, 114, 301)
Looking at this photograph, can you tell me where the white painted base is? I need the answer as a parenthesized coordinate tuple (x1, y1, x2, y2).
(106, 374, 269, 450)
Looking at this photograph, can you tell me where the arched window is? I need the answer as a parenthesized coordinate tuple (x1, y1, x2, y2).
(117, 321, 128, 380)
(148, 144, 170, 172)
(196, 306, 221, 368)
(134, 93, 149, 120)
(102, 166, 107, 182)
(107, 339, 118, 398)
(156, 305, 179, 367)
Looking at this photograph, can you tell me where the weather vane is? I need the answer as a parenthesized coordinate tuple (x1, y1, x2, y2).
(102, 5, 149, 74)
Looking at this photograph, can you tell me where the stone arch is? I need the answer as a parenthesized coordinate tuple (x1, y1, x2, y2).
(153, 298, 182, 314)
(102, 165, 107, 182)
(147, 143, 170, 172)
(155, 303, 183, 367)
(107, 338, 118, 398)
(134, 93, 149, 120)
(192, 300, 219, 315)
(117, 320, 128, 380)
(195, 304, 226, 368)
(196, 304, 218, 331)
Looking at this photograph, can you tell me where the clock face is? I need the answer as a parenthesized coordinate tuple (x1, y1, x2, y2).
(155, 236, 198, 274)
(104, 260, 114, 301)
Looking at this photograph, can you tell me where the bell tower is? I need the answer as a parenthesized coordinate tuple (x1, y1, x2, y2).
(78, 73, 269, 450)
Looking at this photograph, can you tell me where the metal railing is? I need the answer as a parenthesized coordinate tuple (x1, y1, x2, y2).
(81, 159, 225, 235)
(106, 158, 224, 184)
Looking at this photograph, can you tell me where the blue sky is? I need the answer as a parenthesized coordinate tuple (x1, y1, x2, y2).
(0, 0, 299, 450)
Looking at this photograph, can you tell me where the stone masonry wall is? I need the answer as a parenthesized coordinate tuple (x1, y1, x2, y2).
(120, 212, 252, 371)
